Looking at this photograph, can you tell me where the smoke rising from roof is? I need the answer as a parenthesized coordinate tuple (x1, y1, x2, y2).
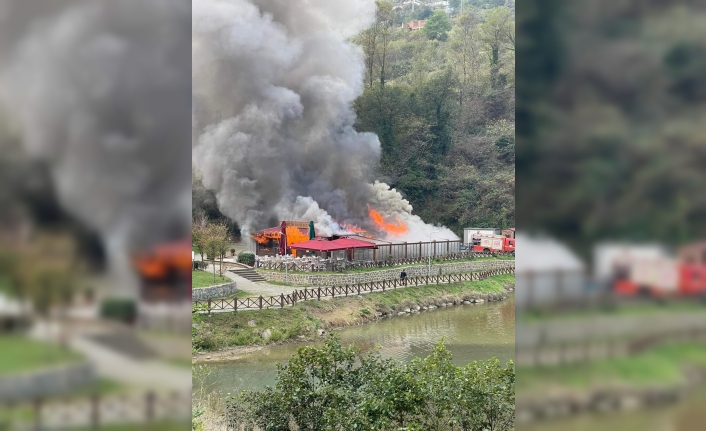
(0, 0, 192, 291)
(192, 0, 457, 242)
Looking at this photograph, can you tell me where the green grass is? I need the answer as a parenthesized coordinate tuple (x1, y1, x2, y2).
(166, 357, 193, 368)
(192, 270, 230, 288)
(517, 341, 706, 396)
(192, 273, 514, 352)
(0, 335, 83, 374)
(521, 299, 706, 323)
(67, 420, 190, 431)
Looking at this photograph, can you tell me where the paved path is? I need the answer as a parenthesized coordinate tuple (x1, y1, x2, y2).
(29, 321, 191, 392)
(225, 270, 297, 297)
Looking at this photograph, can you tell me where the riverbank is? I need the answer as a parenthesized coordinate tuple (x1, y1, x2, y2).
(516, 341, 706, 423)
(192, 273, 514, 358)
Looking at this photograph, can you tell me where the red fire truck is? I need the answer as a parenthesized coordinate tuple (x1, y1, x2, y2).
(470, 234, 516, 254)
(606, 243, 706, 299)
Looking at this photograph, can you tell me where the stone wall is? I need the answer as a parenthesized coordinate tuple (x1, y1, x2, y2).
(192, 282, 237, 301)
(258, 260, 514, 286)
(0, 361, 96, 402)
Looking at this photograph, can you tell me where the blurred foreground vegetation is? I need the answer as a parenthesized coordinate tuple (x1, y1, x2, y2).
(219, 336, 514, 431)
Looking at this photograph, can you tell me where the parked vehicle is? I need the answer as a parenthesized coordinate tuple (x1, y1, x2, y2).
(601, 243, 706, 299)
(470, 235, 516, 254)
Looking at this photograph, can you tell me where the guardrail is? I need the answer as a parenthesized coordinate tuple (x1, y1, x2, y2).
(3, 390, 190, 431)
(193, 267, 515, 313)
(255, 251, 514, 272)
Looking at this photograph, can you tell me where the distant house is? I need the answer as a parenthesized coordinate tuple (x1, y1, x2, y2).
(402, 20, 426, 30)
(515, 233, 586, 311)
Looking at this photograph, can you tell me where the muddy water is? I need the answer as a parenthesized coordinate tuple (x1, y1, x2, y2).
(519, 385, 706, 431)
(196, 295, 514, 395)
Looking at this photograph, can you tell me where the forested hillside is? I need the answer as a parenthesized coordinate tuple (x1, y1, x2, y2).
(353, 1, 515, 235)
(517, 0, 706, 256)
(192, 1, 515, 237)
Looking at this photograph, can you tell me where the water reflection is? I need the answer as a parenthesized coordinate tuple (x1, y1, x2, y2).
(198, 296, 514, 394)
(519, 385, 706, 431)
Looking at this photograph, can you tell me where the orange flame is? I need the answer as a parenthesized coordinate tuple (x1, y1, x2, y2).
(252, 231, 280, 245)
(286, 226, 309, 245)
(367, 205, 408, 236)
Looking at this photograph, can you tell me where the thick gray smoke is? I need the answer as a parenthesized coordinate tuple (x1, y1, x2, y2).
(192, 0, 457, 242)
(0, 0, 192, 292)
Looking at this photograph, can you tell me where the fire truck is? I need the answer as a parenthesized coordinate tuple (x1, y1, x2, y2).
(469, 229, 516, 254)
(599, 243, 706, 299)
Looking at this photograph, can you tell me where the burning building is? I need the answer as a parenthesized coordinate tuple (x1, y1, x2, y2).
(192, 0, 457, 247)
(131, 240, 192, 303)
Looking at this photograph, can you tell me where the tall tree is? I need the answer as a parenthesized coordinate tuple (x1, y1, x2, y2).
(376, 1, 394, 87)
(424, 10, 452, 41)
(479, 7, 514, 88)
(448, 13, 483, 109)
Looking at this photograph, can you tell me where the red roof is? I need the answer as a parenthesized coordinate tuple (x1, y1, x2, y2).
(289, 238, 379, 252)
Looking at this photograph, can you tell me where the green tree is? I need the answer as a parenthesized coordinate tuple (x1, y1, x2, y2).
(479, 7, 514, 88)
(226, 336, 515, 430)
(424, 10, 452, 41)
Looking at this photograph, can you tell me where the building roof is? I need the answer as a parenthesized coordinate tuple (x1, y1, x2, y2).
(289, 238, 379, 252)
(515, 233, 585, 273)
(403, 20, 426, 30)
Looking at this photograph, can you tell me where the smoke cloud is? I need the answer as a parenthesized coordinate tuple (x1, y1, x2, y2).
(0, 0, 192, 291)
(192, 0, 458, 242)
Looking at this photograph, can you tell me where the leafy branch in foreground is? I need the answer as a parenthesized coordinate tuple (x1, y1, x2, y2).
(226, 335, 514, 431)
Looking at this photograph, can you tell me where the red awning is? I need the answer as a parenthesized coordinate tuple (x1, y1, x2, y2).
(289, 238, 378, 252)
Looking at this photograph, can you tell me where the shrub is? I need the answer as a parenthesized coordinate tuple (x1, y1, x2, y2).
(237, 252, 255, 266)
(100, 298, 137, 324)
(227, 336, 515, 430)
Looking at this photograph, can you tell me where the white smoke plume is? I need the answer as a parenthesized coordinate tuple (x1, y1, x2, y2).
(0, 0, 192, 292)
(192, 0, 458, 241)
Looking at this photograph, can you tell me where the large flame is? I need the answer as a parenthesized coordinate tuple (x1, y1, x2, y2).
(252, 230, 280, 245)
(286, 226, 309, 245)
(251, 226, 309, 245)
(367, 205, 408, 236)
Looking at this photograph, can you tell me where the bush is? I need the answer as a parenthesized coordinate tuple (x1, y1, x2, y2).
(226, 336, 515, 431)
(237, 252, 255, 266)
(193, 261, 208, 270)
(100, 298, 137, 324)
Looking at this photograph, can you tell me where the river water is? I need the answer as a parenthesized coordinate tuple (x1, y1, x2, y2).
(519, 385, 706, 431)
(196, 295, 514, 395)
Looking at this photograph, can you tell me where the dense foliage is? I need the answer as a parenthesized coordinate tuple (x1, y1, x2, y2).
(354, 2, 515, 235)
(225, 336, 514, 431)
(237, 252, 255, 266)
(517, 0, 706, 255)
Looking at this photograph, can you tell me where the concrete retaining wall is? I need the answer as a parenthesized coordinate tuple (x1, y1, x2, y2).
(258, 260, 514, 286)
(0, 361, 96, 402)
(192, 282, 237, 301)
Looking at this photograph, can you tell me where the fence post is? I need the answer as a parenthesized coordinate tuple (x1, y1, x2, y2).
(345, 285, 349, 297)
(33, 398, 42, 431)
(281, 293, 285, 308)
(357, 284, 361, 295)
(234, 297, 238, 312)
(259, 296, 263, 310)
(146, 391, 156, 423)
(318, 288, 321, 301)
(91, 393, 99, 430)
(207, 299, 211, 315)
